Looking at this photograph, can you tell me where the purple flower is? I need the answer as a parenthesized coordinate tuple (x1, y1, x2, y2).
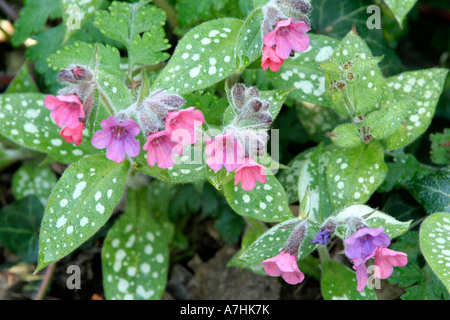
(311, 228, 332, 245)
(344, 227, 391, 264)
(91, 116, 141, 163)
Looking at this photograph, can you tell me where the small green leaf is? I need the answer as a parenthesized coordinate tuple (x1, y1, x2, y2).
(326, 141, 387, 209)
(321, 260, 377, 300)
(334, 205, 412, 240)
(0, 93, 99, 164)
(36, 155, 129, 272)
(329, 123, 362, 148)
(0, 196, 44, 264)
(12, 163, 57, 207)
(96, 70, 134, 113)
(407, 168, 450, 215)
(152, 18, 243, 94)
(419, 212, 450, 292)
(223, 175, 294, 222)
(102, 187, 169, 300)
(430, 129, 450, 166)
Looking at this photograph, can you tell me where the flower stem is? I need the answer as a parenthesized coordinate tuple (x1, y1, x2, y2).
(317, 245, 330, 263)
(34, 263, 56, 300)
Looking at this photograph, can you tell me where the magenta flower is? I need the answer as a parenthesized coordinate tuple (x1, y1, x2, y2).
(263, 17, 311, 60)
(60, 121, 84, 146)
(165, 107, 205, 145)
(143, 131, 183, 169)
(234, 158, 267, 191)
(344, 227, 391, 263)
(205, 133, 244, 172)
(261, 46, 284, 72)
(91, 116, 141, 163)
(44, 95, 85, 129)
(260, 251, 305, 285)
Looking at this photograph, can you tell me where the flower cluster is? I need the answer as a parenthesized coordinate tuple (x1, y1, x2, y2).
(260, 1, 312, 72)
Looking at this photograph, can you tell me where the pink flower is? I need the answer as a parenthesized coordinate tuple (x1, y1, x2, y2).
(263, 17, 311, 60)
(205, 133, 244, 172)
(374, 248, 408, 279)
(260, 251, 305, 285)
(165, 107, 205, 145)
(44, 95, 85, 129)
(261, 46, 284, 72)
(234, 158, 267, 191)
(351, 248, 408, 292)
(143, 131, 183, 169)
(91, 116, 141, 163)
(60, 122, 84, 146)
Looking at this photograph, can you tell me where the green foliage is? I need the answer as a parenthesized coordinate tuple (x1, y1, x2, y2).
(430, 129, 450, 166)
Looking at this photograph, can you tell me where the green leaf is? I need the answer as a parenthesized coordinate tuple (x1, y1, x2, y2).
(239, 218, 319, 264)
(329, 123, 363, 148)
(383, 0, 418, 27)
(93, 1, 170, 70)
(407, 168, 450, 215)
(96, 70, 134, 113)
(12, 163, 57, 207)
(223, 175, 294, 222)
(266, 34, 339, 106)
(298, 144, 334, 223)
(168, 144, 207, 183)
(326, 141, 387, 209)
(378, 153, 421, 193)
(11, 0, 62, 47)
(5, 62, 39, 93)
(0, 196, 44, 264)
(235, 8, 263, 71)
(47, 41, 123, 77)
(430, 129, 450, 166)
(183, 91, 229, 128)
(0, 93, 99, 164)
(36, 155, 129, 272)
(277, 148, 314, 204)
(152, 18, 243, 95)
(334, 205, 412, 240)
(386, 68, 449, 145)
(419, 212, 450, 292)
(102, 187, 169, 300)
(321, 260, 377, 300)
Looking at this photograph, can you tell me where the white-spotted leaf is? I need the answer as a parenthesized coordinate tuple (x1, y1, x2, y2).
(36, 155, 129, 272)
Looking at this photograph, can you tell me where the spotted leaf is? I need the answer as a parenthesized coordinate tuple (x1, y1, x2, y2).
(326, 141, 387, 210)
(235, 7, 264, 71)
(386, 68, 449, 146)
(152, 18, 243, 94)
(36, 155, 129, 272)
(0, 93, 99, 164)
(223, 174, 294, 222)
(102, 187, 169, 300)
(419, 212, 450, 292)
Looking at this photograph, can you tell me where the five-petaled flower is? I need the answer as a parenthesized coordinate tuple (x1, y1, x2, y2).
(263, 17, 311, 60)
(44, 95, 85, 129)
(91, 116, 141, 163)
(234, 158, 267, 191)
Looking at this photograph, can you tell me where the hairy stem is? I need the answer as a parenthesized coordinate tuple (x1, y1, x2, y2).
(34, 263, 56, 300)
(317, 245, 330, 263)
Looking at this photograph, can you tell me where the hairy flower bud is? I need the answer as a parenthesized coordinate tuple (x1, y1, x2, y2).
(58, 65, 94, 84)
(274, 0, 312, 26)
(231, 83, 247, 109)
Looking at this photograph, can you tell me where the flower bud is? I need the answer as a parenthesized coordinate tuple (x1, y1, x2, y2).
(283, 220, 308, 255)
(231, 83, 247, 109)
